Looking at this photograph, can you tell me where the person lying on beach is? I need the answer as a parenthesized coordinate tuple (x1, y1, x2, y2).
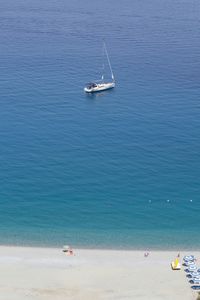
(62, 245, 74, 256)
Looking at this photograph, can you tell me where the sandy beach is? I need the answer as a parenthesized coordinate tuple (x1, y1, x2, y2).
(0, 246, 199, 300)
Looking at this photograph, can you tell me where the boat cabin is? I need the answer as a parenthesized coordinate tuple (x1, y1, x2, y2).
(86, 83, 98, 89)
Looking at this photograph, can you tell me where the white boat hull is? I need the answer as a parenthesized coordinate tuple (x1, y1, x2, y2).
(84, 82, 115, 93)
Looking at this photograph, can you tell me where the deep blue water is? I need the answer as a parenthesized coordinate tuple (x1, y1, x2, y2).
(0, 0, 200, 249)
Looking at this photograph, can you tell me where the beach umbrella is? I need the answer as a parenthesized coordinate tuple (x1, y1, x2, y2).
(188, 266, 197, 272)
(185, 261, 195, 265)
(185, 261, 196, 267)
(184, 255, 195, 262)
(191, 272, 200, 278)
(190, 279, 200, 284)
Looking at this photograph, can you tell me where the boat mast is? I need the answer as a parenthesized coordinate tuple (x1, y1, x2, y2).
(101, 43, 105, 81)
(103, 42, 115, 82)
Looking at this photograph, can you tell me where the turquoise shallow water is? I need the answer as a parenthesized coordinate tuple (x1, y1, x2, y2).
(0, 0, 200, 249)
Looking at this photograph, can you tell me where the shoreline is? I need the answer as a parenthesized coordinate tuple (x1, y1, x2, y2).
(1, 243, 200, 251)
(0, 246, 199, 299)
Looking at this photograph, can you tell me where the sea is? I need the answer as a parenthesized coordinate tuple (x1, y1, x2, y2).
(0, 0, 200, 250)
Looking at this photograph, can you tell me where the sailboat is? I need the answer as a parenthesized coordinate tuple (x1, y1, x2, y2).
(84, 42, 115, 93)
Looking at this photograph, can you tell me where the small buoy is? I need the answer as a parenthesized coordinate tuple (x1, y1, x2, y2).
(190, 199, 193, 202)
(167, 199, 170, 202)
